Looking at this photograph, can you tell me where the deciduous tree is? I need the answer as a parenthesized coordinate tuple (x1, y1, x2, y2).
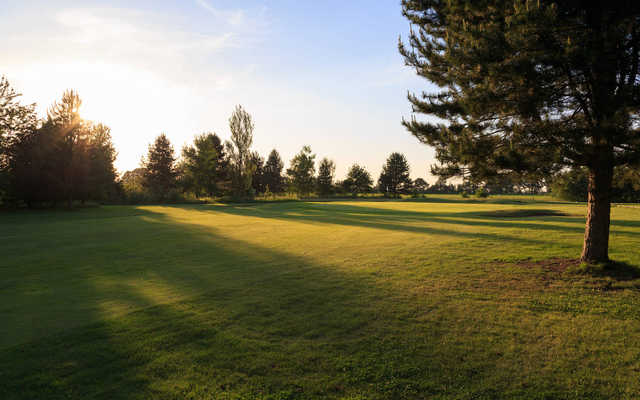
(226, 105, 255, 199)
(287, 145, 316, 195)
(0, 76, 37, 203)
(179, 132, 227, 197)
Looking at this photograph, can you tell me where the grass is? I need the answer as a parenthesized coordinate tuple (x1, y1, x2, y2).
(1, 196, 640, 399)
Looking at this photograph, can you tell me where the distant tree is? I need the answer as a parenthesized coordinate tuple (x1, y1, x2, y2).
(426, 177, 458, 194)
(142, 134, 176, 199)
(226, 105, 255, 198)
(400, 1, 640, 262)
(551, 168, 589, 202)
(178, 132, 227, 197)
(87, 123, 117, 202)
(378, 152, 412, 197)
(413, 178, 429, 194)
(553, 166, 640, 203)
(612, 166, 640, 202)
(287, 145, 316, 195)
(250, 151, 265, 194)
(121, 168, 146, 192)
(0, 76, 37, 204)
(44, 90, 91, 207)
(485, 174, 517, 195)
(317, 157, 336, 196)
(263, 149, 285, 193)
(8, 88, 115, 207)
(345, 164, 373, 196)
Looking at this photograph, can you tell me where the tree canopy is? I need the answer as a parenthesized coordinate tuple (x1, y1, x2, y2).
(179, 132, 227, 197)
(143, 134, 176, 199)
(263, 149, 285, 194)
(226, 105, 255, 198)
(345, 164, 373, 195)
(317, 157, 336, 196)
(378, 152, 412, 197)
(287, 145, 316, 195)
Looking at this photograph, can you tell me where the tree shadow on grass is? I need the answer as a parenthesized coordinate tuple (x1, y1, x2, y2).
(1, 207, 473, 399)
(205, 202, 640, 245)
(569, 260, 640, 282)
(0, 206, 627, 399)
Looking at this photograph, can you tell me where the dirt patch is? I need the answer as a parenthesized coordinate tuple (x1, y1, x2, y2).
(512, 257, 580, 273)
(479, 209, 570, 218)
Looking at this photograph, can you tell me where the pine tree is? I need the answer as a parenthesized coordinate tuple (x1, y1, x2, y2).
(378, 152, 411, 198)
(143, 134, 176, 199)
(400, 1, 640, 262)
(263, 149, 285, 193)
(250, 151, 265, 194)
(317, 157, 336, 196)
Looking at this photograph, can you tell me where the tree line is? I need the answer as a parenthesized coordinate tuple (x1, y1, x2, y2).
(0, 78, 116, 208)
(124, 115, 427, 202)
(0, 77, 442, 206)
(2, 74, 638, 211)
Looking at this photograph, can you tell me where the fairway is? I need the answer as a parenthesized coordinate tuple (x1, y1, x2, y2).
(2, 198, 640, 399)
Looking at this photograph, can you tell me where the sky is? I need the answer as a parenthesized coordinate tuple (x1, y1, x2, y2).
(0, 0, 438, 181)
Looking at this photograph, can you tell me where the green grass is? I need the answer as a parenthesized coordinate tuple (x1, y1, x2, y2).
(1, 196, 640, 399)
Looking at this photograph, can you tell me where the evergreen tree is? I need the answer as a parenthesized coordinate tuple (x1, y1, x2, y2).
(143, 134, 176, 199)
(345, 164, 373, 195)
(250, 151, 265, 194)
(316, 157, 336, 196)
(226, 105, 255, 199)
(263, 149, 285, 193)
(287, 145, 316, 195)
(378, 152, 412, 197)
(400, 1, 640, 262)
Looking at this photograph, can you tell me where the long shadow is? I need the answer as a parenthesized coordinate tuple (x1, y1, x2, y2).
(209, 203, 563, 247)
(1, 207, 471, 398)
(207, 202, 640, 240)
(0, 205, 625, 399)
(203, 203, 580, 247)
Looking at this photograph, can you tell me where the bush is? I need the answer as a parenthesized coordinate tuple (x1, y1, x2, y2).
(475, 188, 489, 198)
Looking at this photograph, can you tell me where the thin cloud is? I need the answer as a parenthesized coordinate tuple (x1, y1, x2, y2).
(195, 0, 246, 26)
(194, 0, 271, 38)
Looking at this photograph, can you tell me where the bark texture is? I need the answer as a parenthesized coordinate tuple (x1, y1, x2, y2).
(581, 161, 614, 263)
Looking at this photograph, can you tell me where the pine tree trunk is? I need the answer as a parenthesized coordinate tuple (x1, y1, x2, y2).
(580, 161, 614, 263)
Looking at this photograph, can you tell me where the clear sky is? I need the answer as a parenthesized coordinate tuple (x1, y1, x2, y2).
(0, 0, 437, 181)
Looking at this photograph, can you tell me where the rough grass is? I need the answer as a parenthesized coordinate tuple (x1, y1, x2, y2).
(1, 197, 640, 399)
